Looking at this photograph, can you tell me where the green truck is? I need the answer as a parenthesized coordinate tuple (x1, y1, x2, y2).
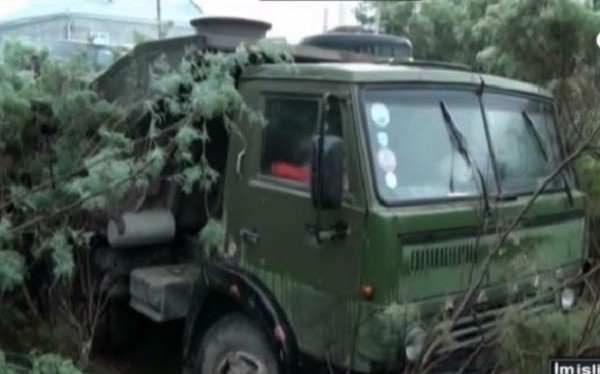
(90, 17, 587, 373)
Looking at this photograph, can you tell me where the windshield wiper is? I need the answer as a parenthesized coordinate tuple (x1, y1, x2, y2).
(439, 101, 491, 215)
(521, 111, 573, 206)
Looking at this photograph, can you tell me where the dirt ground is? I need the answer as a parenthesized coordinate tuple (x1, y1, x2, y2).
(0, 304, 185, 374)
(87, 319, 184, 374)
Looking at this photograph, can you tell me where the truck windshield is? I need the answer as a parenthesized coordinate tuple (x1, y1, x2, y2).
(361, 88, 565, 204)
(483, 93, 564, 194)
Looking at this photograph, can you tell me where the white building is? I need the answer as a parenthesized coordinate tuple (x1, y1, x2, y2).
(0, 0, 203, 47)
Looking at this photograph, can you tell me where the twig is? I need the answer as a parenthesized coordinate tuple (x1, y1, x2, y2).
(9, 141, 175, 234)
(421, 262, 600, 374)
(453, 132, 596, 319)
(0, 121, 180, 214)
(20, 283, 40, 322)
(418, 127, 600, 371)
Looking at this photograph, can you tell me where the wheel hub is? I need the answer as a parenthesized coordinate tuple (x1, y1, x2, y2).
(216, 351, 268, 374)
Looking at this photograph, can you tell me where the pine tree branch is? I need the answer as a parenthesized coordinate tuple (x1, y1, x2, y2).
(9, 141, 175, 235)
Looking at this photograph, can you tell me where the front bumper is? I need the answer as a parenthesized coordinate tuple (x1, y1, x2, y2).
(354, 261, 583, 372)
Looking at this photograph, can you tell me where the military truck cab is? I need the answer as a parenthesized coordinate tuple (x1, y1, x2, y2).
(92, 17, 586, 374)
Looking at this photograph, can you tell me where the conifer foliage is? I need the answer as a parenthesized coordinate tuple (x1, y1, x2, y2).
(0, 37, 292, 371)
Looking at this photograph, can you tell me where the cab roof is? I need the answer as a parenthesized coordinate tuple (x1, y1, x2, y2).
(243, 62, 552, 99)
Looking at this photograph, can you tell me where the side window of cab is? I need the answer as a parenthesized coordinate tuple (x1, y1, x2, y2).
(260, 95, 347, 190)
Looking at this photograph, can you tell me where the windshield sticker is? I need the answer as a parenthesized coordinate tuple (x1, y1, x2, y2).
(376, 132, 389, 147)
(370, 103, 390, 128)
(385, 172, 397, 188)
(377, 148, 397, 173)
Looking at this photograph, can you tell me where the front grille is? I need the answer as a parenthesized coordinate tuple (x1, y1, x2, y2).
(435, 301, 555, 355)
(409, 244, 480, 273)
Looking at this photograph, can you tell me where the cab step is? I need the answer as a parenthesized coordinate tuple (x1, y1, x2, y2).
(129, 264, 201, 322)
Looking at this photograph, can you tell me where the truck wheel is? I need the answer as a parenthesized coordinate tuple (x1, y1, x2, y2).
(195, 313, 280, 374)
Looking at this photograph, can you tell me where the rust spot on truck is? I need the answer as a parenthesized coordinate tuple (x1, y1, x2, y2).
(229, 283, 240, 299)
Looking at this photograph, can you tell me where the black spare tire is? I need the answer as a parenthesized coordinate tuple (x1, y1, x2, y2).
(195, 313, 280, 374)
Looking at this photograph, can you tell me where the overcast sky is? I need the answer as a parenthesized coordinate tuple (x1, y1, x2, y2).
(198, 0, 361, 42)
(0, 0, 362, 43)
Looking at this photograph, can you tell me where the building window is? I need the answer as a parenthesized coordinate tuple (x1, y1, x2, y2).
(90, 31, 110, 45)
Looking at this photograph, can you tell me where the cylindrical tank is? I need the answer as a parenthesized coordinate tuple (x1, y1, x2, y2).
(107, 209, 176, 249)
(190, 17, 272, 40)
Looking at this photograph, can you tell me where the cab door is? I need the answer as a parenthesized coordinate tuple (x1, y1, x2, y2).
(225, 79, 367, 360)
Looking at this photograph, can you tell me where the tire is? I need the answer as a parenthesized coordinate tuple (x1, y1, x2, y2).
(195, 313, 280, 374)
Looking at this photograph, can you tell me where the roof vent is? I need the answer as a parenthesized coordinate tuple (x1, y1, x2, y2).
(190, 17, 272, 40)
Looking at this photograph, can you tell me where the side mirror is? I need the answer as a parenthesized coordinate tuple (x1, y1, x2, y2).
(311, 135, 344, 210)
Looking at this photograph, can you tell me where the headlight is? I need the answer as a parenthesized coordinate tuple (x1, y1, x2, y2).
(405, 326, 426, 362)
(560, 287, 576, 311)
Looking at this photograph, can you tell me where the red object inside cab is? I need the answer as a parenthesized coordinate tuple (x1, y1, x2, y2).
(270, 161, 310, 183)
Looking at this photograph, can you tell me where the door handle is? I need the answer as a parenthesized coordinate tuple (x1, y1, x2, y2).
(306, 221, 349, 243)
(240, 228, 260, 244)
